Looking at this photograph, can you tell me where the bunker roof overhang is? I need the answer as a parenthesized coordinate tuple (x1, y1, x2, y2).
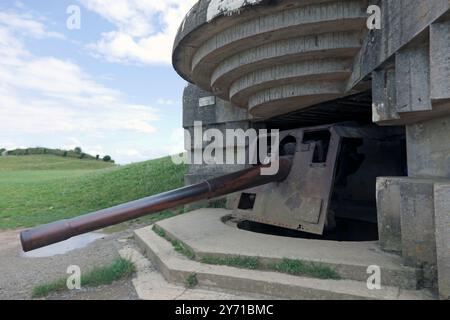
(173, 0, 369, 119)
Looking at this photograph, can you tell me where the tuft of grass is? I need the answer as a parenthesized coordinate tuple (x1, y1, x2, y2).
(200, 256, 340, 279)
(271, 259, 341, 280)
(0, 155, 187, 229)
(32, 258, 136, 298)
(185, 273, 198, 289)
(152, 224, 167, 238)
(32, 278, 67, 299)
(153, 225, 195, 260)
(172, 241, 196, 260)
(80, 257, 136, 287)
(201, 255, 261, 270)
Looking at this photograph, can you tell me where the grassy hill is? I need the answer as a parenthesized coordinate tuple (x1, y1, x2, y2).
(0, 154, 115, 171)
(0, 155, 187, 229)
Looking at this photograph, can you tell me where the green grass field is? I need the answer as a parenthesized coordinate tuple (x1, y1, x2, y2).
(0, 155, 187, 229)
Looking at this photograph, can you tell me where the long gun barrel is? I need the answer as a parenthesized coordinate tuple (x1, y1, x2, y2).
(21, 156, 293, 252)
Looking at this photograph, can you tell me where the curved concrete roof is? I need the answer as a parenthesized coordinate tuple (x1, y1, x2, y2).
(173, 0, 368, 119)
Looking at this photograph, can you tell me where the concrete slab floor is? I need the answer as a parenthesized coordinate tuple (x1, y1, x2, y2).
(152, 209, 425, 291)
(156, 209, 410, 271)
(135, 225, 433, 300)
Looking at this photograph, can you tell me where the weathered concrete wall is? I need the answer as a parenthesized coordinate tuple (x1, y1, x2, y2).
(377, 177, 441, 289)
(369, 18, 450, 126)
(430, 20, 450, 102)
(434, 183, 450, 300)
(349, 0, 450, 90)
(399, 179, 437, 289)
(396, 44, 432, 114)
(376, 177, 402, 253)
(406, 115, 450, 179)
(183, 84, 253, 209)
(183, 83, 249, 128)
(371, 28, 448, 286)
(372, 67, 399, 124)
(183, 83, 252, 186)
(367, 11, 450, 296)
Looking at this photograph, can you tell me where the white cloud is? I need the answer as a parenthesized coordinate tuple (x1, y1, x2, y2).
(113, 129, 184, 164)
(115, 148, 142, 157)
(0, 141, 26, 150)
(61, 139, 106, 157)
(80, 0, 197, 65)
(62, 137, 82, 150)
(111, 127, 185, 164)
(0, 11, 64, 39)
(0, 8, 187, 164)
(157, 98, 177, 106)
(0, 11, 160, 136)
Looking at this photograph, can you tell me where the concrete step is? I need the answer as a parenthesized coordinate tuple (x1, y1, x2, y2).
(135, 226, 433, 300)
(153, 209, 422, 290)
(119, 244, 273, 300)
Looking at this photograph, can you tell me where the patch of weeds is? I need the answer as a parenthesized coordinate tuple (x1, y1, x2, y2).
(81, 257, 136, 287)
(185, 273, 198, 288)
(152, 225, 195, 260)
(152, 224, 167, 238)
(172, 240, 195, 260)
(31, 258, 136, 299)
(271, 259, 341, 280)
(201, 255, 261, 270)
(32, 278, 67, 299)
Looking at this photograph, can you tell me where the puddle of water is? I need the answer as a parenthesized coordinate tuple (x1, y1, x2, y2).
(21, 232, 106, 258)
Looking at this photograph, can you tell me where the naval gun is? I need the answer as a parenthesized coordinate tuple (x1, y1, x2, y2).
(20, 155, 294, 252)
(21, 123, 406, 252)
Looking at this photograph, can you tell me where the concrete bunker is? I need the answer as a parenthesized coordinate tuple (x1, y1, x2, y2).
(174, 1, 450, 299)
(19, 0, 450, 299)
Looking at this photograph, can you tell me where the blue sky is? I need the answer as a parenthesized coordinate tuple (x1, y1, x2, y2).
(0, 0, 197, 164)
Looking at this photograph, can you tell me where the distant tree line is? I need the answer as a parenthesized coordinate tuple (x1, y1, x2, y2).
(0, 146, 114, 163)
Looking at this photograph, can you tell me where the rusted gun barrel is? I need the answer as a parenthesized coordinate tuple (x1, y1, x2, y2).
(21, 156, 293, 252)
